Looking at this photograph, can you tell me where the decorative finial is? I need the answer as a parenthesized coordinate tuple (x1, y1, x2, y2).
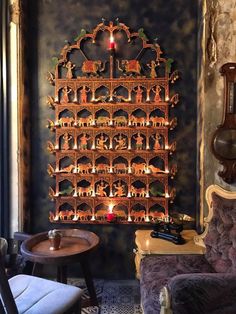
(115, 17, 120, 26)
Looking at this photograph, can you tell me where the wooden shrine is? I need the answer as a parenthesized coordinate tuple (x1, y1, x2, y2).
(47, 20, 179, 224)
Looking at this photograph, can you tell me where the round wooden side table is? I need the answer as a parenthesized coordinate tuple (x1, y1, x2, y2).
(21, 228, 99, 306)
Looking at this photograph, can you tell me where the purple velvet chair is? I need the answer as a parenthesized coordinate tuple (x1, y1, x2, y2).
(140, 185, 236, 314)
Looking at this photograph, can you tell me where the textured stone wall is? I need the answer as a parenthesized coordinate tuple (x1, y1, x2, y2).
(199, 0, 236, 222)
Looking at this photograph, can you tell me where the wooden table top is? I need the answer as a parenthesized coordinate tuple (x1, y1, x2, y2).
(135, 229, 205, 255)
(21, 229, 99, 265)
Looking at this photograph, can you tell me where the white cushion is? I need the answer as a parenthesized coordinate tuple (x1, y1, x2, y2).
(9, 274, 83, 314)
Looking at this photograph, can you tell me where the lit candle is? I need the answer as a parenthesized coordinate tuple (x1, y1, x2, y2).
(128, 216, 132, 222)
(165, 144, 169, 150)
(165, 192, 170, 198)
(107, 204, 116, 222)
(145, 215, 150, 222)
(109, 34, 115, 50)
(109, 119, 113, 126)
(146, 191, 150, 198)
(91, 167, 96, 173)
(72, 215, 78, 221)
(73, 143, 77, 149)
(127, 191, 131, 198)
(53, 215, 59, 221)
(165, 96, 169, 102)
(128, 167, 132, 174)
(91, 215, 95, 221)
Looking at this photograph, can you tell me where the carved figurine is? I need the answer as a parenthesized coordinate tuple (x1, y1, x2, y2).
(130, 115, 145, 126)
(134, 132, 144, 150)
(113, 116, 127, 126)
(58, 117, 74, 127)
(77, 163, 92, 174)
(96, 133, 108, 150)
(96, 116, 110, 126)
(130, 210, 146, 222)
(147, 60, 158, 78)
(65, 61, 75, 79)
(132, 162, 146, 174)
(148, 165, 165, 174)
(114, 134, 127, 150)
(152, 85, 162, 102)
(96, 181, 108, 197)
(96, 163, 109, 173)
(47, 141, 55, 153)
(80, 133, 90, 150)
(77, 209, 92, 221)
(77, 185, 93, 196)
(149, 116, 165, 126)
(113, 163, 127, 174)
(46, 119, 55, 130)
(80, 86, 90, 103)
(62, 132, 72, 150)
(47, 164, 55, 177)
(77, 115, 93, 127)
(46, 95, 55, 109)
(134, 85, 143, 103)
(130, 186, 146, 197)
(117, 59, 141, 76)
(152, 133, 163, 150)
(114, 180, 126, 197)
(61, 86, 72, 104)
(81, 60, 106, 77)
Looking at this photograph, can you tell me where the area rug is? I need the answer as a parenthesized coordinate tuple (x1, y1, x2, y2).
(68, 278, 143, 314)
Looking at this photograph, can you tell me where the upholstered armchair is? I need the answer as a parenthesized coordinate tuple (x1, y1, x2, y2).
(140, 185, 236, 314)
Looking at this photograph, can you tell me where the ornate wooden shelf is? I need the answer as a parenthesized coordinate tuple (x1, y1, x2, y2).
(47, 20, 179, 224)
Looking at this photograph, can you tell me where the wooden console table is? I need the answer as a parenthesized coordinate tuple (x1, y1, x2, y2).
(21, 229, 99, 306)
(134, 229, 205, 279)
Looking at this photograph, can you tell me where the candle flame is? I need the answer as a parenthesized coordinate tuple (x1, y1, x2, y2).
(108, 204, 113, 213)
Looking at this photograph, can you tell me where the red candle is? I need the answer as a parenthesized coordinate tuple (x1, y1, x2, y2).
(107, 212, 116, 222)
(109, 35, 115, 50)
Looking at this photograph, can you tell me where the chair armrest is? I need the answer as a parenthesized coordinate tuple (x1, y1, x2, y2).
(13, 232, 31, 242)
(167, 273, 236, 314)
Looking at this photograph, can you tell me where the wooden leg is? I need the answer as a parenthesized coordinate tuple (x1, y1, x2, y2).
(80, 257, 98, 306)
(57, 265, 67, 283)
(31, 263, 44, 277)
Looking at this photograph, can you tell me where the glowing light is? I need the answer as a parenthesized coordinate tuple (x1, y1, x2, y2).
(108, 204, 113, 213)
(165, 96, 169, 102)
(165, 192, 170, 198)
(128, 216, 132, 222)
(91, 215, 95, 221)
(109, 34, 115, 49)
(72, 215, 78, 221)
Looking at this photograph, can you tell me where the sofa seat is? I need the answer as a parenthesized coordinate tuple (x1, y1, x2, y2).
(140, 254, 215, 314)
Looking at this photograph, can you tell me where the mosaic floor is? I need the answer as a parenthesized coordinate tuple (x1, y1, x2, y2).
(68, 278, 143, 314)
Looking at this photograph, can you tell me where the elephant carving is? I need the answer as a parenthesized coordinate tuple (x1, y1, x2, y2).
(81, 60, 106, 76)
(117, 59, 141, 76)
